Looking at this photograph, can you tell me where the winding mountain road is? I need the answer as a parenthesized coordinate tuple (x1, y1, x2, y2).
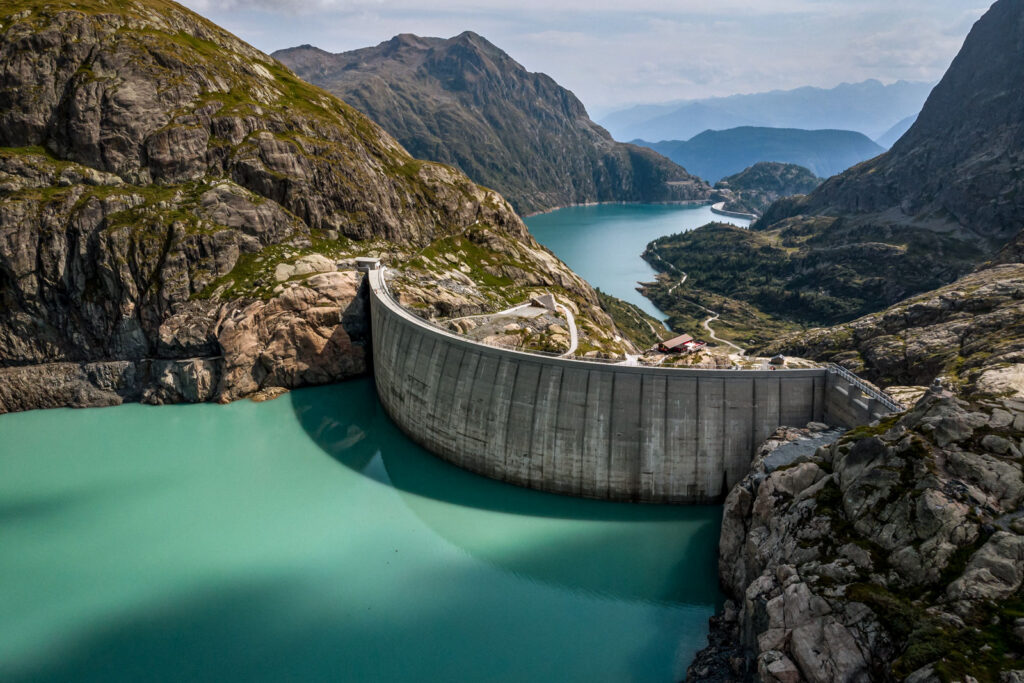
(702, 312, 745, 355)
(647, 246, 745, 355)
(555, 302, 579, 356)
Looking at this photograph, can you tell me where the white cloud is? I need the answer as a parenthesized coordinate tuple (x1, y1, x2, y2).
(178, 0, 989, 109)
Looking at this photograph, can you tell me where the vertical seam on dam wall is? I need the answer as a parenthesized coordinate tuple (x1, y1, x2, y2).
(366, 270, 893, 503)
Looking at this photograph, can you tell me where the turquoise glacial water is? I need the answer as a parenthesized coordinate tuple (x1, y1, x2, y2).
(526, 203, 749, 320)
(0, 379, 723, 682)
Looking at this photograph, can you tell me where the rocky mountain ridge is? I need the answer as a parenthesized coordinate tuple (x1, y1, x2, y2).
(0, 0, 625, 413)
(757, 263, 1024, 398)
(274, 34, 711, 215)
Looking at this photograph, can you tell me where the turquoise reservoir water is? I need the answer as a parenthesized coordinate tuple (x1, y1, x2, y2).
(526, 204, 749, 320)
(0, 379, 722, 682)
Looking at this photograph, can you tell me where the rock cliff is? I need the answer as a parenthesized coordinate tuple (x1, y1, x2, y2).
(776, 0, 1024, 252)
(274, 34, 711, 215)
(689, 389, 1024, 681)
(0, 0, 621, 413)
(757, 263, 1024, 396)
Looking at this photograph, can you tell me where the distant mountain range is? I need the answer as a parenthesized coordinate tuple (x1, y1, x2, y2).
(275, 34, 709, 215)
(874, 114, 917, 148)
(601, 79, 934, 143)
(637, 127, 883, 183)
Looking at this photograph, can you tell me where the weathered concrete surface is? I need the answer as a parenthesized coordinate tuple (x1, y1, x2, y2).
(368, 268, 893, 503)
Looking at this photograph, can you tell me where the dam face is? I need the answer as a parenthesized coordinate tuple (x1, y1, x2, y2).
(367, 269, 894, 504)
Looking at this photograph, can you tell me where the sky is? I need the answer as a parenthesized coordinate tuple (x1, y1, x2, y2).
(179, 1, 991, 117)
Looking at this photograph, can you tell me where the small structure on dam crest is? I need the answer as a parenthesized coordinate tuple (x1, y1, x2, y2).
(366, 265, 900, 504)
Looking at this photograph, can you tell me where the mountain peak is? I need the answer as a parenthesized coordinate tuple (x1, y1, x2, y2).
(383, 33, 434, 51)
(452, 30, 484, 43)
(276, 35, 711, 214)
(442, 31, 511, 64)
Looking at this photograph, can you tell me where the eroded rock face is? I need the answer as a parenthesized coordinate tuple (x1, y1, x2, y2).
(689, 389, 1024, 682)
(215, 272, 367, 402)
(758, 264, 1024, 393)
(0, 271, 370, 412)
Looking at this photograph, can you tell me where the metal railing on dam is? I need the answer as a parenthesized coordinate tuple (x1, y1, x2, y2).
(367, 267, 900, 503)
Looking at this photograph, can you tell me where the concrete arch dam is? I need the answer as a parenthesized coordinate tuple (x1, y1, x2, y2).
(367, 268, 897, 504)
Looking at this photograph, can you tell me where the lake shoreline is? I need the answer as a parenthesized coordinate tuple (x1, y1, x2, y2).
(525, 203, 749, 322)
(522, 198, 712, 218)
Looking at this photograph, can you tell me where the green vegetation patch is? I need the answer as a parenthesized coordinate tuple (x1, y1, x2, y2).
(643, 218, 985, 330)
(641, 275, 802, 348)
(196, 231, 383, 300)
(849, 583, 1024, 681)
(596, 289, 670, 350)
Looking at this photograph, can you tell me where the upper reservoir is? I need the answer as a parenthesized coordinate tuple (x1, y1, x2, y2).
(526, 204, 750, 320)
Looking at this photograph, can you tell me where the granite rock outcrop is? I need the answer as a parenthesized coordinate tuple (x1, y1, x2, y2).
(757, 263, 1024, 394)
(688, 388, 1024, 681)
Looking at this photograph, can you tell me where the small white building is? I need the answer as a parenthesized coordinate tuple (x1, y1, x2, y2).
(356, 256, 382, 272)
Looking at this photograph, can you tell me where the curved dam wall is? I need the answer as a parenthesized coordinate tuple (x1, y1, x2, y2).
(710, 201, 758, 221)
(368, 269, 859, 503)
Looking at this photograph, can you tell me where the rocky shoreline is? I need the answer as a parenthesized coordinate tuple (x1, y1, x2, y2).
(687, 387, 1024, 682)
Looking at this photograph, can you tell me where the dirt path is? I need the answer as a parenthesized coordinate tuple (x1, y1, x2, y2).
(555, 302, 579, 356)
(445, 302, 532, 323)
(702, 312, 745, 355)
(627, 308, 665, 342)
(641, 315, 663, 340)
(645, 246, 745, 354)
(666, 273, 687, 295)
